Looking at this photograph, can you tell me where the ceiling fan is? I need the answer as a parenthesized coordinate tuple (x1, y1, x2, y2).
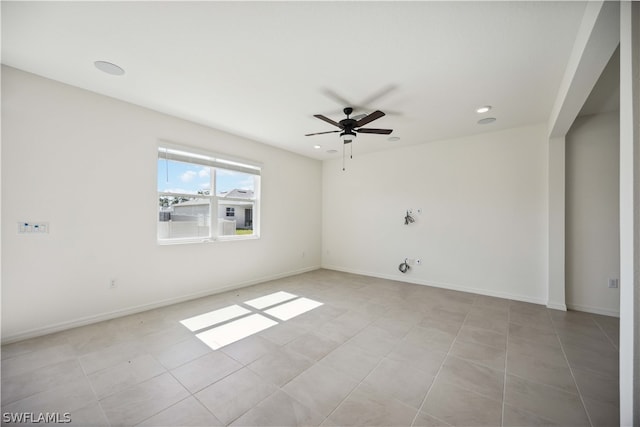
(305, 107, 393, 143)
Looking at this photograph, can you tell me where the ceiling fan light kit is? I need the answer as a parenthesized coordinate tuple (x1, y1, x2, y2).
(340, 132, 356, 142)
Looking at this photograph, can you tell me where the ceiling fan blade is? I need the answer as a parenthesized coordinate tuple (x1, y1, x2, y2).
(305, 130, 341, 136)
(355, 110, 385, 127)
(359, 84, 398, 107)
(356, 128, 393, 135)
(314, 114, 343, 128)
(322, 88, 353, 107)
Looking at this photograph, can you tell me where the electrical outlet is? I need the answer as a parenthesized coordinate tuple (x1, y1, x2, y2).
(110, 279, 117, 289)
(608, 278, 619, 289)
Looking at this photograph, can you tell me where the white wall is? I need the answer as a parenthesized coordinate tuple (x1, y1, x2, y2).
(322, 124, 549, 303)
(1, 66, 322, 342)
(565, 111, 620, 316)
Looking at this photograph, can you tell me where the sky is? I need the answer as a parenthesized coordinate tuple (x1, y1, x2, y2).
(157, 159, 255, 195)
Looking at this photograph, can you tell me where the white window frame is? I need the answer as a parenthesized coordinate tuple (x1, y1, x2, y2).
(157, 142, 261, 245)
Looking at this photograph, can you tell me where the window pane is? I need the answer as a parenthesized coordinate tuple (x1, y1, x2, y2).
(158, 197, 210, 239)
(216, 168, 255, 195)
(217, 201, 254, 236)
(158, 159, 211, 195)
(216, 168, 256, 236)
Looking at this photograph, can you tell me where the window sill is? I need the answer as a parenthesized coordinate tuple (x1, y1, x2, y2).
(157, 235, 260, 246)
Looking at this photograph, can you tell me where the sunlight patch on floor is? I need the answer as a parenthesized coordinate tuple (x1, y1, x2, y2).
(180, 291, 323, 350)
(180, 304, 250, 332)
(264, 297, 324, 321)
(195, 314, 278, 349)
(244, 291, 298, 309)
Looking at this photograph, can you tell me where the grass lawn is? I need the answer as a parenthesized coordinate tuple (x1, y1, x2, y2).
(236, 229, 253, 235)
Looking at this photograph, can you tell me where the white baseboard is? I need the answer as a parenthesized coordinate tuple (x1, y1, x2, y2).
(546, 302, 567, 311)
(322, 264, 547, 306)
(566, 302, 620, 318)
(1, 265, 321, 344)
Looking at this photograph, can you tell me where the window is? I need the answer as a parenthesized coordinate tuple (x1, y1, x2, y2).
(157, 143, 260, 243)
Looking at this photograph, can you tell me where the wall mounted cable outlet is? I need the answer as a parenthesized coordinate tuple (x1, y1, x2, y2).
(608, 278, 619, 288)
(18, 222, 49, 234)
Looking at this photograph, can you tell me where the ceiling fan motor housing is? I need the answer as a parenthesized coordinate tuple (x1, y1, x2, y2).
(339, 108, 357, 139)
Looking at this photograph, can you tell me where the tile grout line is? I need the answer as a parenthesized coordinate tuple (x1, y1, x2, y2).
(246, 304, 377, 426)
(500, 304, 511, 427)
(183, 296, 329, 426)
(503, 370, 589, 397)
(222, 306, 342, 425)
(318, 316, 405, 425)
(548, 311, 594, 427)
(135, 394, 194, 426)
(591, 316, 619, 351)
(72, 340, 112, 427)
(109, 350, 211, 426)
(409, 298, 477, 427)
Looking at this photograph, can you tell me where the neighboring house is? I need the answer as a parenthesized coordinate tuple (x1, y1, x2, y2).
(218, 189, 254, 229)
(159, 189, 254, 235)
(166, 199, 209, 222)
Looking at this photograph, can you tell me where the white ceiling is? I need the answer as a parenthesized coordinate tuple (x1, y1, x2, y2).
(2, 1, 588, 160)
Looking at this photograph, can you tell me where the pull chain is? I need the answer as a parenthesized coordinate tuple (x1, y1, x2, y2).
(342, 143, 346, 171)
(341, 142, 354, 171)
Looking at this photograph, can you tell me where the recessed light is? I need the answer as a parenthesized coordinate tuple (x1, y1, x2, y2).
(94, 61, 125, 76)
(313, 145, 322, 149)
(326, 149, 338, 154)
(478, 117, 496, 125)
(388, 136, 400, 142)
(476, 106, 492, 114)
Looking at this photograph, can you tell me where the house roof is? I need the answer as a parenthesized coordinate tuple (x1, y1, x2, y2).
(169, 189, 254, 208)
(2, 1, 588, 160)
(220, 189, 254, 199)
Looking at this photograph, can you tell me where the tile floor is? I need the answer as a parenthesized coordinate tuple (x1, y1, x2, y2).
(1, 269, 620, 426)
